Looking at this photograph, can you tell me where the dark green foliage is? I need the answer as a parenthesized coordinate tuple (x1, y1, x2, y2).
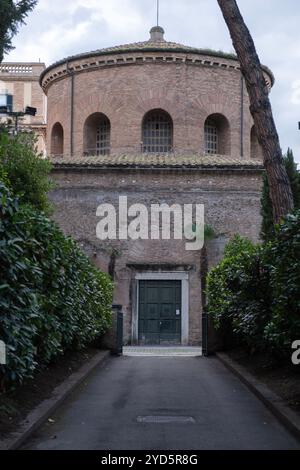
(285, 149, 300, 208)
(260, 172, 275, 241)
(206, 235, 271, 351)
(0, 0, 37, 63)
(0, 131, 53, 213)
(204, 224, 215, 242)
(0, 183, 113, 387)
(261, 149, 300, 241)
(263, 212, 300, 355)
(207, 213, 300, 358)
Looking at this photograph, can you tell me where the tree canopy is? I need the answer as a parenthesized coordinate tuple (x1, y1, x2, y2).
(217, 0, 294, 222)
(0, 0, 37, 63)
(0, 130, 53, 213)
(261, 149, 300, 241)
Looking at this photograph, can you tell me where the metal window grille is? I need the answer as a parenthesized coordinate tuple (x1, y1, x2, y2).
(96, 117, 110, 155)
(205, 120, 218, 154)
(142, 111, 173, 153)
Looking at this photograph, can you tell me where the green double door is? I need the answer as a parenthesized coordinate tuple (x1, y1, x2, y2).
(138, 280, 182, 345)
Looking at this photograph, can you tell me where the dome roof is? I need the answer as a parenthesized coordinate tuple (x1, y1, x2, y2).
(40, 26, 274, 87)
(90, 25, 232, 57)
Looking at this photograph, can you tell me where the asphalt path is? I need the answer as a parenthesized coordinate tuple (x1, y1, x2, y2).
(22, 356, 300, 450)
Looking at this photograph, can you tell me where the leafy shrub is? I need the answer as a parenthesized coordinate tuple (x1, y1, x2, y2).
(207, 212, 300, 357)
(0, 130, 53, 213)
(0, 182, 113, 387)
(207, 235, 271, 351)
(261, 149, 300, 242)
(263, 212, 300, 355)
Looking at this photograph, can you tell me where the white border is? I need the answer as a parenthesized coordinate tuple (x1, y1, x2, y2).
(134, 272, 189, 345)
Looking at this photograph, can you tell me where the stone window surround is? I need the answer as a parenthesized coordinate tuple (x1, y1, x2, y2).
(132, 271, 189, 345)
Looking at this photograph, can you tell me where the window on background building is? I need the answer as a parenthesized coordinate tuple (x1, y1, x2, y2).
(84, 113, 111, 156)
(204, 119, 218, 154)
(51, 122, 64, 156)
(0, 93, 13, 113)
(142, 109, 173, 153)
(204, 114, 230, 156)
(96, 116, 110, 156)
(0, 94, 6, 109)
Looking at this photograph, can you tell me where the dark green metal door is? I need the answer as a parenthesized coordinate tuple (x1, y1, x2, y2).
(138, 280, 181, 345)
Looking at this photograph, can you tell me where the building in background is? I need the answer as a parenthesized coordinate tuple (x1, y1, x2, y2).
(40, 26, 272, 346)
(0, 62, 47, 156)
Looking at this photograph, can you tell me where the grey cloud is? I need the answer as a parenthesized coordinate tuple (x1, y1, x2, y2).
(71, 6, 94, 24)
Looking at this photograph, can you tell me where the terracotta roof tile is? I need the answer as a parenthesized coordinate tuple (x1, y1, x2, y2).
(91, 39, 221, 55)
(49, 154, 264, 170)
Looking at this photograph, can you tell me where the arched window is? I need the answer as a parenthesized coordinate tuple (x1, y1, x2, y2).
(251, 125, 263, 160)
(83, 113, 110, 156)
(204, 119, 218, 155)
(204, 114, 230, 155)
(142, 109, 173, 153)
(51, 122, 64, 156)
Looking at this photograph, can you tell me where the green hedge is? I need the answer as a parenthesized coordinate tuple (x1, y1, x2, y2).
(0, 131, 53, 213)
(207, 212, 300, 357)
(263, 213, 300, 353)
(0, 182, 113, 386)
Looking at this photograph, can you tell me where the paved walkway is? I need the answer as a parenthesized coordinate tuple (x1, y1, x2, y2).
(22, 356, 300, 450)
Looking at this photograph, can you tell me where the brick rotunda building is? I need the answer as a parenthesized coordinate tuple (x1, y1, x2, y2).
(40, 26, 274, 347)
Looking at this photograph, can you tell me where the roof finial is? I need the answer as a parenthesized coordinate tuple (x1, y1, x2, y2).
(149, 25, 165, 42)
(149, 0, 165, 42)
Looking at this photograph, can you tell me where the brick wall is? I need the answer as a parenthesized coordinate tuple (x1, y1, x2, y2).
(43, 51, 267, 159)
(43, 44, 267, 345)
(49, 167, 263, 345)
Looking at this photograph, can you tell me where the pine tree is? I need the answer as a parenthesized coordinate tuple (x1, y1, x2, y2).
(217, 0, 294, 222)
(261, 173, 275, 241)
(285, 148, 300, 208)
(261, 148, 300, 241)
(0, 0, 37, 64)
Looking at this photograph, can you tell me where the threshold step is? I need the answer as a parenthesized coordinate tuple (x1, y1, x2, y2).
(123, 346, 202, 357)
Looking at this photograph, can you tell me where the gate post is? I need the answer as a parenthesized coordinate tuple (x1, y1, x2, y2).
(202, 309, 209, 357)
(99, 304, 123, 355)
(202, 307, 223, 356)
(111, 304, 123, 356)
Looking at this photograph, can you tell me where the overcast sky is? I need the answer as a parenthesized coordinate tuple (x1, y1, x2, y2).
(6, 0, 300, 163)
